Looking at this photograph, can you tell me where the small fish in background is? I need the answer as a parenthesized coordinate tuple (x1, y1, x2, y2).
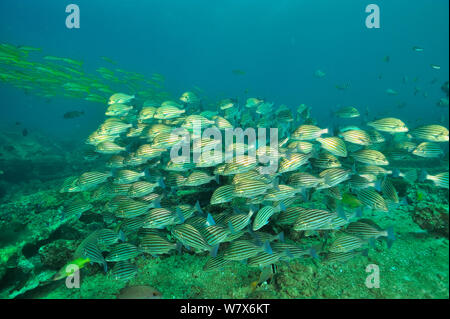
(386, 88, 398, 95)
(332, 106, 360, 119)
(412, 46, 424, 52)
(232, 69, 246, 75)
(437, 97, 449, 108)
(22, 128, 28, 136)
(314, 69, 326, 78)
(335, 83, 350, 91)
(430, 64, 441, 70)
(63, 110, 85, 119)
(383, 55, 390, 62)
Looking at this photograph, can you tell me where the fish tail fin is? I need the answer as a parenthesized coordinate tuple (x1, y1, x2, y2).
(209, 244, 219, 257)
(194, 200, 204, 214)
(419, 169, 428, 182)
(175, 207, 185, 223)
(263, 241, 273, 254)
(158, 177, 166, 189)
(206, 213, 216, 226)
(153, 197, 161, 208)
(118, 230, 126, 242)
(403, 169, 418, 184)
(309, 247, 319, 260)
(386, 226, 395, 248)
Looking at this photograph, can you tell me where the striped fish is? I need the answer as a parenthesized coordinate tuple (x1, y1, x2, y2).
(323, 186, 342, 200)
(367, 129, 385, 143)
(98, 119, 132, 135)
(106, 155, 125, 168)
(109, 183, 132, 196)
(351, 149, 389, 166)
(264, 185, 298, 201)
(176, 203, 201, 221)
(115, 198, 151, 218)
(126, 123, 148, 138)
(77, 171, 111, 188)
(319, 168, 351, 188)
(310, 152, 342, 169)
(203, 255, 232, 271)
(135, 144, 165, 159)
(213, 116, 233, 130)
(110, 261, 137, 281)
(86, 131, 119, 146)
(201, 225, 231, 246)
(232, 170, 265, 184)
(152, 131, 184, 149)
(278, 153, 311, 173)
(253, 206, 277, 231)
(410, 125, 449, 142)
(210, 185, 234, 204)
(165, 173, 187, 187)
(329, 234, 365, 253)
(271, 242, 312, 259)
(61, 199, 92, 221)
(145, 123, 173, 140)
(138, 106, 156, 122)
(293, 209, 337, 231)
(412, 142, 444, 158)
(76, 240, 107, 272)
(95, 141, 126, 154)
(288, 172, 323, 189)
(381, 177, 399, 203)
(143, 208, 178, 229)
(286, 141, 314, 154)
(316, 137, 348, 157)
(184, 171, 218, 186)
(291, 125, 328, 141)
(96, 229, 123, 246)
(339, 129, 372, 146)
(367, 117, 408, 133)
(357, 187, 388, 212)
(105, 243, 140, 262)
(357, 165, 391, 177)
(277, 206, 312, 225)
(422, 171, 449, 189)
(345, 220, 393, 241)
(140, 234, 176, 255)
(114, 169, 145, 184)
(224, 210, 254, 233)
(171, 224, 211, 251)
(154, 105, 185, 120)
(120, 216, 145, 233)
(223, 240, 265, 261)
(223, 155, 258, 175)
(325, 250, 367, 263)
(349, 175, 376, 190)
(248, 252, 281, 267)
(233, 179, 272, 198)
(128, 181, 160, 197)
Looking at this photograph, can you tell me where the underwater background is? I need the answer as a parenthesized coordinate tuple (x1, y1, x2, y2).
(0, 0, 448, 299)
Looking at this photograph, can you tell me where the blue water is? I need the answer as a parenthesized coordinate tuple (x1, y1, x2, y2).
(0, 0, 448, 141)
